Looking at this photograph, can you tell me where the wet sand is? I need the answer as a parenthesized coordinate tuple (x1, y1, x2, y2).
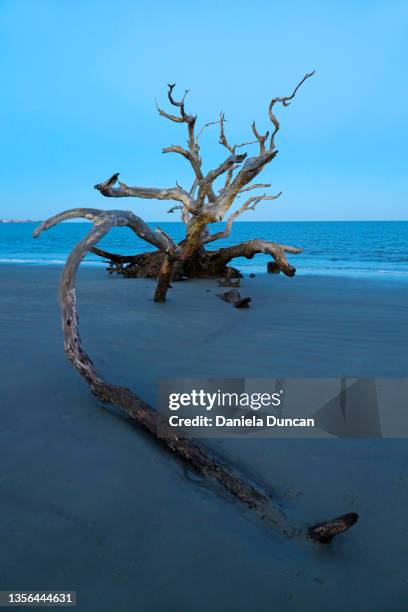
(1, 265, 408, 611)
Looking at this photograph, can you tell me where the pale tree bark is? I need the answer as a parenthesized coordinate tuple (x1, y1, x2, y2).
(90, 72, 315, 281)
(33, 72, 359, 544)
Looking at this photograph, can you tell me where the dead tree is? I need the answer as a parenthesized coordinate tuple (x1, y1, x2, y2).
(91, 73, 315, 282)
(33, 208, 359, 544)
(33, 71, 358, 544)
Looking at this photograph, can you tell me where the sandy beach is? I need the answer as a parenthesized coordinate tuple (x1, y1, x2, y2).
(1, 265, 408, 611)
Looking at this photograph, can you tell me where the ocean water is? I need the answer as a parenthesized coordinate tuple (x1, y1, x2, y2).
(0, 221, 407, 280)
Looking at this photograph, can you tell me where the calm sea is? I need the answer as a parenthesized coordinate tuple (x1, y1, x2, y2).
(1, 221, 407, 280)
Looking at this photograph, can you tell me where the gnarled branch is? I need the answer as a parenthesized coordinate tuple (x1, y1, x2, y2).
(32, 213, 358, 546)
(33, 214, 295, 535)
(205, 192, 282, 244)
(268, 71, 315, 151)
(94, 173, 194, 211)
(217, 238, 302, 277)
(156, 84, 203, 185)
(251, 122, 270, 156)
(34, 208, 179, 302)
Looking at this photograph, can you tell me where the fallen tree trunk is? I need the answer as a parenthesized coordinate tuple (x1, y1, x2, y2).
(33, 209, 359, 545)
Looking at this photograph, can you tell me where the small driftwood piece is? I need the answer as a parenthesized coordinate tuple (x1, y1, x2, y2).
(217, 289, 251, 308)
(34, 211, 359, 545)
(308, 512, 359, 543)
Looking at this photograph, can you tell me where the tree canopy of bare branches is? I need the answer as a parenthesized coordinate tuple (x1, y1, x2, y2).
(88, 72, 315, 287)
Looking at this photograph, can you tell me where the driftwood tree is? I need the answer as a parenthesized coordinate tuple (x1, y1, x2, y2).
(90, 72, 315, 300)
(33, 71, 358, 543)
(33, 208, 358, 544)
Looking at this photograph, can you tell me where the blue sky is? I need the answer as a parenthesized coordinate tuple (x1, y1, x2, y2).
(0, 0, 407, 221)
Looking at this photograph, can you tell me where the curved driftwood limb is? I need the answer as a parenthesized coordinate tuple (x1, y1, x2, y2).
(33, 211, 359, 545)
(33, 217, 294, 535)
(268, 71, 315, 151)
(34, 208, 179, 301)
(308, 513, 359, 544)
(95, 173, 194, 211)
(216, 239, 302, 277)
(35, 208, 178, 255)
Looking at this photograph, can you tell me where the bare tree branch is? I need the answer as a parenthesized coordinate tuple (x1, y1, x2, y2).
(33, 214, 298, 534)
(34, 208, 179, 256)
(195, 119, 222, 143)
(167, 204, 183, 214)
(239, 183, 272, 193)
(32, 210, 358, 546)
(268, 71, 315, 151)
(88, 73, 315, 282)
(205, 192, 282, 244)
(156, 84, 203, 182)
(216, 238, 302, 277)
(219, 112, 235, 154)
(209, 71, 314, 219)
(219, 113, 258, 153)
(196, 151, 248, 209)
(94, 173, 195, 211)
(210, 149, 278, 219)
(251, 122, 270, 155)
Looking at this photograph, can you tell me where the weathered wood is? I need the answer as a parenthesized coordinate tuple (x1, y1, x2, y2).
(268, 262, 281, 274)
(31, 73, 360, 546)
(218, 240, 300, 277)
(34, 210, 359, 545)
(308, 513, 359, 543)
(91, 74, 313, 278)
(154, 255, 175, 303)
(217, 289, 252, 308)
(33, 212, 292, 536)
(33, 209, 179, 306)
(90, 246, 243, 280)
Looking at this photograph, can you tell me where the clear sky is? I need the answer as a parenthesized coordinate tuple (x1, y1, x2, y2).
(0, 0, 407, 221)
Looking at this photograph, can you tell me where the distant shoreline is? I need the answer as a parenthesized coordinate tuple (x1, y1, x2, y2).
(0, 220, 38, 224)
